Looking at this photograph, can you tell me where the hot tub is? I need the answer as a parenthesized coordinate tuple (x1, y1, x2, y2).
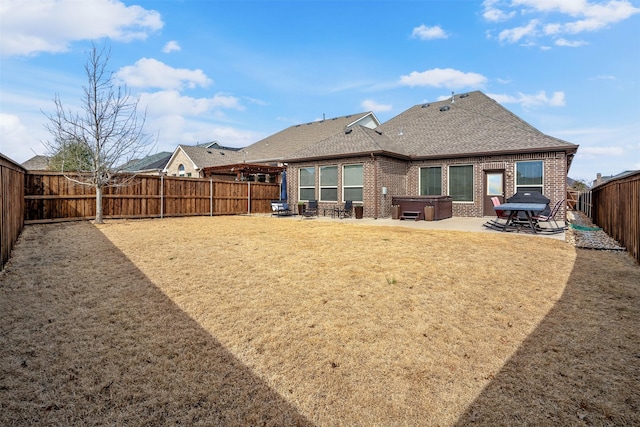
(391, 196, 453, 220)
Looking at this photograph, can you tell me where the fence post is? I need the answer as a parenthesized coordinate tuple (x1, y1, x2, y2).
(160, 174, 164, 219)
(247, 180, 251, 214)
(210, 179, 213, 216)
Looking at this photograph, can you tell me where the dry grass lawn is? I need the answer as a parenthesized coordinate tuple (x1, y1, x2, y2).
(1, 216, 638, 426)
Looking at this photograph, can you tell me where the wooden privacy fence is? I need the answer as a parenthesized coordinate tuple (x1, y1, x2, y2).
(1, 155, 26, 270)
(591, 171, 640, 263)
(24, 172, 280, 223)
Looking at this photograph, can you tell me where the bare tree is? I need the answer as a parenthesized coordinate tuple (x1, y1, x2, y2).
(43, 43, 153, 224)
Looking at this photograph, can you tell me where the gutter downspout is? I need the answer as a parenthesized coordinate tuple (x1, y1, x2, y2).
(372, 153, 378, 219)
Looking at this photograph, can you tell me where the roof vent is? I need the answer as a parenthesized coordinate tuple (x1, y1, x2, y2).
(207, 150, 212, 154)
(219, 152, 225, 155)
(421, 104, 430, 108)
(459, 94, 469, 99)
(345, 128, 353, 134)
(440, 105, 450, 112)
(375, 130, 382, 135)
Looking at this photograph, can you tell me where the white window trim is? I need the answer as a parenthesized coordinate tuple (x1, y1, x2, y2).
(419, 166, 443, 196)
(448, 164, 474, 203)
(298, 167, 316, 202)
(319, 165, 338, 202)
(342, 163, 364, 203)
(515, 160, 544, 193)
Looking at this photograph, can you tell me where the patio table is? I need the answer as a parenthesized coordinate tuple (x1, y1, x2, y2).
(494, 203, 547, 234)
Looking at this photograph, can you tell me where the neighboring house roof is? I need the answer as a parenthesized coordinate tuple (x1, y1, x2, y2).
(593, 170, 639, 187)
(197, 141, 242, 151)
(244, 112, 380, 163)
(21, 155, 50, 170)
(283, 91, 578, 163)
(164, 144, 245, 172)
(120, 152, 172, 172)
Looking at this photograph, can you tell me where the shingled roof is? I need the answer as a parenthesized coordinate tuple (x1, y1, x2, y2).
(21, 155, 50, 170)
(120, 151, 172, 172)
(379, 91, 577, 158)
(169, 144, 245, 171)
(244, 112, 379, 162)
(282, 91, 577, 162)
(286, 125, 404, 162)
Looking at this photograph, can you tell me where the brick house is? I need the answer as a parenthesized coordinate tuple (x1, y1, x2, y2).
(164, 142, 244, 177)
(282, 91, 578, 219)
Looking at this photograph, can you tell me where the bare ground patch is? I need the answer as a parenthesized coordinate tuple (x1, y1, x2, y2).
(1, 216, 638, 426)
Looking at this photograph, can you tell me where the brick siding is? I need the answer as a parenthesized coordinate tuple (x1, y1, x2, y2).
(288, 150, 569, 219)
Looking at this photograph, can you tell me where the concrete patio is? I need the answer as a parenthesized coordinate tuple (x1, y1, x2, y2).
(267, 213, 567, 240)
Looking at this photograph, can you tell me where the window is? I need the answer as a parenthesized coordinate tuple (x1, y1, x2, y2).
(516, 161, 543, 193)
(343, 164, 363, 202)
(420, 166, 442, 196)
(449, 165, 473, 202)
(178, 164, 185, 176)
(299, 167, 315, 201)
(320, 166, 338, 201)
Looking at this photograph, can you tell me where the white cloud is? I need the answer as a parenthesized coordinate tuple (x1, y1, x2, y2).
(579, 146, 625, 157)
(488, 90, 566, 108)
(139, 90, 243, 117)
(361, 100, 392, 112)
(555, 38, 588, 47)
(488, 0, 640, 46)
(0, 0, 163, 57)
(411, 25, 448, 40)
(399, 68, 487, 89)
(498, 19, 539, 43)
(162, 41, 181, 53)
(0, 113, 50, 162)
(145, 114, 262, 151)
(116, 58, 211, 90)
(482, 0, 517, 22)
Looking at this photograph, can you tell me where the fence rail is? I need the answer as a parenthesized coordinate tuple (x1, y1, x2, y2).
(24, 172, 280, 223)
(590, 171, 640, 263)
(1, 155, 26, 270)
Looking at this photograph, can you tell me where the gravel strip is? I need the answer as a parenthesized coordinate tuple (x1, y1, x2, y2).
(565, 211, 626, 251)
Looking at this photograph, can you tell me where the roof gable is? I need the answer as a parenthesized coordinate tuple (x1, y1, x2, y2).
(286, 125, 402, 161)
(164, 145, 244, 172)
(379, 91, 577, 158)
(244, 111, 380, 162)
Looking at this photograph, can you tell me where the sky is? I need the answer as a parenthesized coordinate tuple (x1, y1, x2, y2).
(1, 0, 639, 183)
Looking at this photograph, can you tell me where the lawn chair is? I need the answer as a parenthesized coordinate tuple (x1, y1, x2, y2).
(270, 200, 292, 216)
(302, 200, 318, 218)
(533, 199, 565, 233)
(491, 197, 509, 221)
(483, 197, 513, 231)
(336, 200, 353, 219)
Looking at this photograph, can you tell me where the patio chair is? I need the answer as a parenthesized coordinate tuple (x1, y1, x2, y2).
(302, 200, 318, 218)
(491, 197, 509, 221)
(532, 199, 565, 232)
(482, 197, 513, 231)
(271, 200, 292, 216)
(336, 200, 353, 219)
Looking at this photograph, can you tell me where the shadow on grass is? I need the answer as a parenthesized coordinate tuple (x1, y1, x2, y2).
(0, 222, 312, 426)
(455, 249, 640, 426)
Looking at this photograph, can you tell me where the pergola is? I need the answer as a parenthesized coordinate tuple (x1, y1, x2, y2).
(201, 163, 285, 182)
